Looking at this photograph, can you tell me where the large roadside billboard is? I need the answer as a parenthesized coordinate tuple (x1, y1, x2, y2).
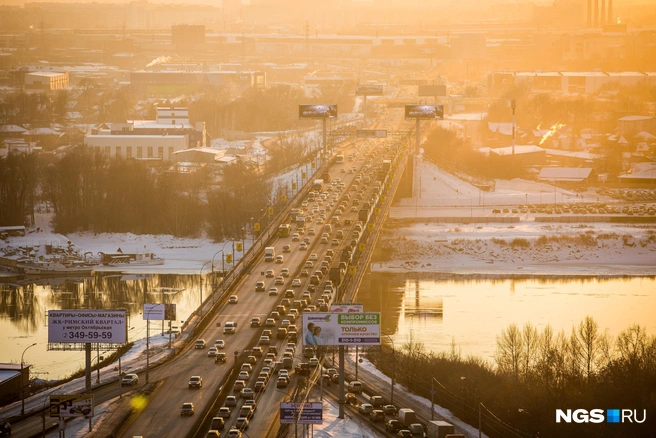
(280, 402, 323, 424)
(404, 104, 444, 120)
(302, 312, 380, 346)
(48, 310, 127, 343)
(355, 84, 384, 96)
(299, 104, 338, 119)
(418, 84, 447, 97)
(143, 303, 177, 321)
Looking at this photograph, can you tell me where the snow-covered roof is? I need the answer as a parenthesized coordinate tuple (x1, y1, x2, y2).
(635, 131, 656, 140)
(0, 124, 27, 133)
(488, 122, 515, 136)
(538, 167, 593, 182)
(545, 149, 598, 160)
(129, 120, 194, 130)
(172, 147, 224, 156)
(23, 127, 60, 135)
(619, 162, 656, 179)
(216, 156, 237, 163)
(618, 115, 653, 122)
(490, 145, 545, 156)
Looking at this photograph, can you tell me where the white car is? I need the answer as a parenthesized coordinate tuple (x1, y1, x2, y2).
(215, 340, 225, 349)
(229, 295, 239, 304)
(291, 278, 302, 287)
(309, 253, 318, 261)
(299, 242, 308, 250)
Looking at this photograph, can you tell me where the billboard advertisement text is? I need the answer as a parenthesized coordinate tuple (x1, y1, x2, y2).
(48, 310, 127, 344)
(299, 104, 338, 119)
(302, 312, 380, 346)
(404, 104, 444, 120)
(356, 84, 384, 96)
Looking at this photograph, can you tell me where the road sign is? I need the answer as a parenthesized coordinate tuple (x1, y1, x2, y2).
(50, 394, 94, 418)
(280, 402, 323, 424)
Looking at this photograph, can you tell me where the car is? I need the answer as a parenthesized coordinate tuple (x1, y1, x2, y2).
(304, 261, 314, 268)
(255, 281, 266, 292)
(211, 417, 226, 430)
(281, 268, 290, 277)
(309, 275, 320, 285)
(299, 242, 308, 250)
(229, 295, 239, 304)
(295, 362, 311, 375)
(386, 419, 403, 433)
(309, 253, 318, 261)
(277, 376, 289, 387)
(282, 244, 291, 253)
(225, 396, 238, 407)
(370, 395, 385, 407)
(270, 311, 280, 320)
(279, 368, 290, 378)
(194, 339, 206, 349)
(251, 317, 261, 327)
(265, 270, 274, 278)
(212, 339, 225, 349)
(240, 387, 254, 399)
(264, 318, 276, 327)
(233, 380, 246, 393)
(121, 373, 139, 386)
(308, 228, 316, 236)
(397, 430, 413, 438)
(188, 376, 202, 389)
(268, 287, 279, 296)
(238, 371, 250, 380)
(359, 403, 374, 415)
(251, 346, 263, 357)
(320, 236, 329, 243)
(275, 255, 284, 264)
(263, 329, 273, 337)
(300, 269, 309, 277)
(331, 239, 339, 246)
(303, 237, 311, 244)
(291, 278, 302, 287)
(259, 335, 271, 345)
(382, 405, 397, 416)
(274, 276, 285, 285)
(207, 347, 218, 357)
(254, 380, 266, 392)
(243, 400, 257, 412)
(348, 381, 363, 393)
(240, 363, 253, 372)
(215, 352, 227, 363)
(246, 355, 257, 365)
(217, 407, 231, 418)
(239, 405, 254, 419)
(309, 357, 319, 367)
(223, 322, 236, 334)
(180, 402, 195, 416)
(226, 428, 242, 438)
(370, 410, 385, 423)
(292, 233, 300, 242)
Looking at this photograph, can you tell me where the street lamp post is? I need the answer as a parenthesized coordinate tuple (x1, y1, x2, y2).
(212, 242, 230, 304)
(461, 376, 482, 438)
(21, 342, 37, 415)
(381, 332, 396, 405)
(199, 260, 212, 319)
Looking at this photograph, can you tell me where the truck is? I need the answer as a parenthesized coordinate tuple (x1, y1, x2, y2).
(264, 247, 275, 262)
(278, 224, 291, 238)
(398, 408, 417, 427)
(313, 179, 324, 192)
(426, 421, 454, 438)
(282, 356, 293, 369)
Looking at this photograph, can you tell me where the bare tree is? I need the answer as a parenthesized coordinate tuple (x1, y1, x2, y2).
(495, 323, 523, 379)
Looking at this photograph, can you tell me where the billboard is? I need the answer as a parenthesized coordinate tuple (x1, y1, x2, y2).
(48, 310, 127, 344)
(399, 79, 428, 85)
(302, 313, 380, 346)
(405, 104, 444, 120)
(356, 84, 384, 96)
(356, 130, 387, 139)
(143, 303, 177, 321)
(330, 303, 364, 313)
(280, 402, 323, 424)
(299, 104, 338, 119)
(50, 394, 94, 418)
(418, 84, 447, 97)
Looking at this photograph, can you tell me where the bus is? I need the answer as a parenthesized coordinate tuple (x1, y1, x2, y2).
(335, 154, 344, 164)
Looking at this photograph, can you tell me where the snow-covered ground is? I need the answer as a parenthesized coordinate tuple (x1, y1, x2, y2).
(381, 156, 656, 276)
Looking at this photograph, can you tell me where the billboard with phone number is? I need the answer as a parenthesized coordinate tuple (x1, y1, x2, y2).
(302, 312, 380, 346)
(48, 310, 127, 343)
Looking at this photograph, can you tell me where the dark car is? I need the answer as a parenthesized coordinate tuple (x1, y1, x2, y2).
(370, 410, 385, 423)
(295, 362, 311, 376)
(210, 417, 225, 430)
(385, 419, 403, 433)
(397, 430, 413, 438)
(382, 405, 397, 416)
(215, 352, 227, 363)
(180, 403, 195, 416)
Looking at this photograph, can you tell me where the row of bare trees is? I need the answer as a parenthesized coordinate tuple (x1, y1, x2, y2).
(366, 317, 655, 438)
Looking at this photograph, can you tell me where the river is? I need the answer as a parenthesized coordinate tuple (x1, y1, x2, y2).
(358, 273, 656, 362)
(2, 273, 655, 380)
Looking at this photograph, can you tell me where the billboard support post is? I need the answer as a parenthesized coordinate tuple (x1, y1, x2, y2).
(355, 346, 358, 380)
(85, 343, 91, 394)
(363, 96, 367, 123)
(416, 118, 420, 155)
(146, 317, 150, 383)
(338, 345, 345, 419)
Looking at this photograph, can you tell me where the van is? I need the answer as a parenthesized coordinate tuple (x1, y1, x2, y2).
(264, 247, 275, 262)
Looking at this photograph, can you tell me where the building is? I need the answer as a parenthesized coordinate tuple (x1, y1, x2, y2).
(0, 363, 30, 405)
(84, 106, 205, 160)
(172, 25, 206, 50)
(130, 70, 266, 95)
(617, 116, 654, 137)
(537, 167, 594, 183)
(24, 71, 69, 90)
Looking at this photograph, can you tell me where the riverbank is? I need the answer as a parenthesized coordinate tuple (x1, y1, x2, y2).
(373, 221, 656, 276)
